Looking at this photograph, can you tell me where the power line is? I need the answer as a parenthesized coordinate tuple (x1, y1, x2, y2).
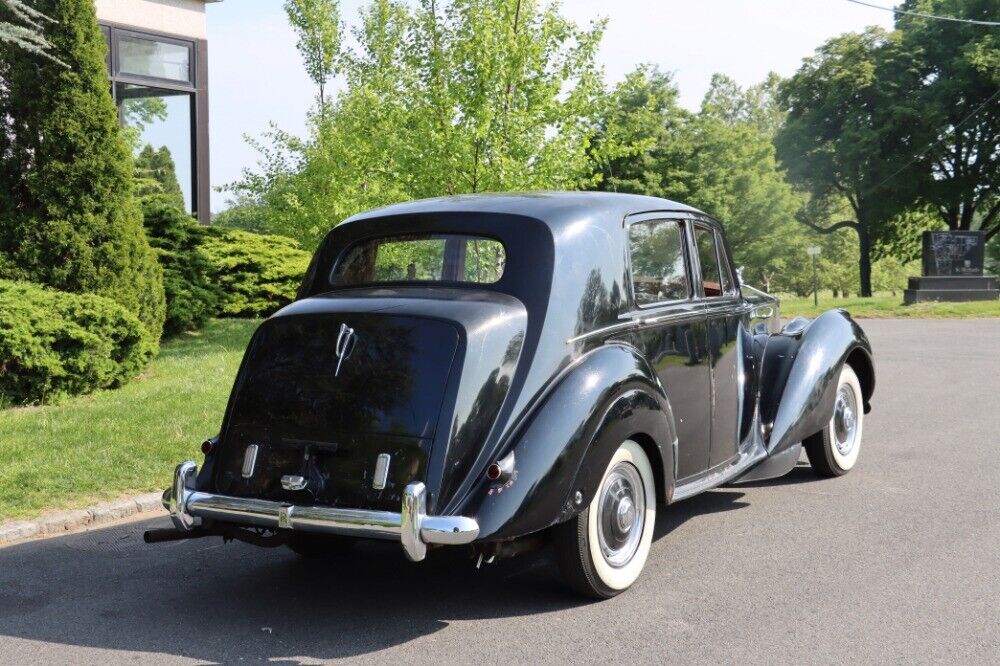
(845, 0, 1000, 26)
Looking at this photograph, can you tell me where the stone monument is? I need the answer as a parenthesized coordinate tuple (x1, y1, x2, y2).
(904, 230, 999, 304)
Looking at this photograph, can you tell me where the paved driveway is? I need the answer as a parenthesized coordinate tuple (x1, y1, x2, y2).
(2, 319, 999, 664)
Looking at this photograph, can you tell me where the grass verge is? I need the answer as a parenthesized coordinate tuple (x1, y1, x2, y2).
(779, 294, 1000, 319)
(0, 319, 258, 521)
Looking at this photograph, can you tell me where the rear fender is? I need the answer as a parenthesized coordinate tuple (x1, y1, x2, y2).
(759, 309, 874, 455)
(456, 343, 675, 542)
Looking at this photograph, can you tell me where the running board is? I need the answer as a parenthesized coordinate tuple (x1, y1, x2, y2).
(671, 448, 766, 502)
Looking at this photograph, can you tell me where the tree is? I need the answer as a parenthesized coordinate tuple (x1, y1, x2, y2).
(0, 0, 166, 341)
(285, 0, 341, 112)
(227, 0, 609, 247)
(135, 144, 186, 210)
(688, 74, 805, 289)
(594, 68, 805, 290)
(0, 0, 61, 63)
(593, 66, 693, 202)
(776, 28, 926, 296)
(894, 0, 1000, 239)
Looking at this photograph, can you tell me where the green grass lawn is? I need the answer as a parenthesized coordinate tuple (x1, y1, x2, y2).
(0, 319, 259, 521)
(779, 293, 1000, 319)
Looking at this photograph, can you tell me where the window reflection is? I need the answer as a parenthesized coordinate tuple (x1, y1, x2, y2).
(630, 220, 689, 305)
(118, 34, 191, 82)
(118, 83, 194, 213)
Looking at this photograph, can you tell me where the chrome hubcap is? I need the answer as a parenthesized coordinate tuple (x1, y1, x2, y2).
(597, 462, 645, 568)
(833, 384, 859, 456)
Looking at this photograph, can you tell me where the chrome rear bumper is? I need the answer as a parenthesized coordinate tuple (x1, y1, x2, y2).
(162, 461, 479, 561)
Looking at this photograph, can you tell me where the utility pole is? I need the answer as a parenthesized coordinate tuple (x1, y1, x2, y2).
(806, 246, 821, 306)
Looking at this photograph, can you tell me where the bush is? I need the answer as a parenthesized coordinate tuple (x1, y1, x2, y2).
(0, 280, 152, 405)
(200, 228, 311, 318)
(0, 0, 166, 341)
(141, 196, 220, 335)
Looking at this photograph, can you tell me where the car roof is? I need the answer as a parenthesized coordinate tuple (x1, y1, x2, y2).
(340, 191, 705, 233)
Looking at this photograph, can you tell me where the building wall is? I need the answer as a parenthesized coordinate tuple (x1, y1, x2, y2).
(94, 0, 208, 39)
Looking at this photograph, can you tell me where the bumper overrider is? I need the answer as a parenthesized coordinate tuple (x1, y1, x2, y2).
(161, 461, 480, 561)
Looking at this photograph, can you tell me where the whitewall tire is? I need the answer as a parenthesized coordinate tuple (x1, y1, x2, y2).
(804, 364, 864, 477)
(554, 440, 656, 598)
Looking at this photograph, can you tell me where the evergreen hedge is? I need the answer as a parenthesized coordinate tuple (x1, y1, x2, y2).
(141, 196, 220, 335)
(0, 280, 151, 405)
(0, 0, 166, 342)
(201, 228, 311, 318)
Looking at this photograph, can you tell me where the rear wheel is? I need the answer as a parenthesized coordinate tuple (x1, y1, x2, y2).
(804, 364, 864, 477)
(285, 533, 355, 559)
(554, 440, 656, 599)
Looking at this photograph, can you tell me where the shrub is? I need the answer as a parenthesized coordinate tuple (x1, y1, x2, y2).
(141, 196, 220, 335)
(0, 0, 166, 341)
(0, 280, 152, 405)
(200, 228, 311, 318)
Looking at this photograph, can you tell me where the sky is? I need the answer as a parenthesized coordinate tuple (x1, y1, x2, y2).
(205, 0, 894, 212)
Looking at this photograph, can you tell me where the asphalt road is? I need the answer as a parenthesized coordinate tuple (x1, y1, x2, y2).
(2, 319, 999, 664)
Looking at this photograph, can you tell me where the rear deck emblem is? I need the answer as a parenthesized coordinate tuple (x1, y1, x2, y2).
(335, 323, 356, 377)
(241, 444, 259, 479)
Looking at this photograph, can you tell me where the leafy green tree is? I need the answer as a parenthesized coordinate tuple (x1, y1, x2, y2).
(0, 0, 166, 341)
(776, 28, 926, 296)
(595, 68, 805, 291)
(894, 0, 1000, 239)
(986, 234, 1000, 274)
(688, 74, 805, 289)
(135, 144, 186, 210)
(228, 0, 609, 248)
(285, 0, 342, 111)
(594, 66, 694, 202)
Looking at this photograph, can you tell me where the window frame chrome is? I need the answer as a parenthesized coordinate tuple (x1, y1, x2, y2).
(623, 212, 697, 311)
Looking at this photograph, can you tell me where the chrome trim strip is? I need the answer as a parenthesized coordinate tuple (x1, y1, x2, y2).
(163, 462, 478, 562)
(569, 301, 754, 344)
(566, 320, 637, 345)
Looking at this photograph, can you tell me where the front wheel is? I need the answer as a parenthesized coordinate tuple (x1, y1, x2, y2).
(554, 440, 656, 599)
(804, 364, 864, 477)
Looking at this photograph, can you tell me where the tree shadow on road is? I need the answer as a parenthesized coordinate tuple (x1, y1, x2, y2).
(0, 489, 749, 663)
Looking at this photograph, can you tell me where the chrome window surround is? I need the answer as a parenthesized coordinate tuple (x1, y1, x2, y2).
(163, 461, 479, 562)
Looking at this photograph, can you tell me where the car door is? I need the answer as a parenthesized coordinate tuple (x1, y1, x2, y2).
(691, 221, 744, 468)
(626, 216, 713, 480)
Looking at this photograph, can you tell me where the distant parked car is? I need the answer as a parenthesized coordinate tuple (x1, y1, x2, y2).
(149, 193, 874, 598)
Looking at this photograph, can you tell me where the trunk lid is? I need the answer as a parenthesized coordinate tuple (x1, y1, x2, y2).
(213, 311, 460, 511)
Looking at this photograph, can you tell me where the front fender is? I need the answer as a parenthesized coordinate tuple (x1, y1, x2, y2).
(760, 309, 874, 455)
(455, 343, 675, 542)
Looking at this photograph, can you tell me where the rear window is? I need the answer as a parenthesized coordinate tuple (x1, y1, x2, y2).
(331, 234, 506, 286)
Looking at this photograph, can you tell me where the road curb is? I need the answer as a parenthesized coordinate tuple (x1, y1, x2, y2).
(0, 492, 167, 546)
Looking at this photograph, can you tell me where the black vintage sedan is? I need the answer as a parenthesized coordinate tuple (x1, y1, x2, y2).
(151, 192, 874, 598)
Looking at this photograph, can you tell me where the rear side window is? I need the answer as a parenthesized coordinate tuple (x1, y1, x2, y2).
(629, 220, 690, 306)
(332, 234, 506, 286)
(694, 225, 734, 297)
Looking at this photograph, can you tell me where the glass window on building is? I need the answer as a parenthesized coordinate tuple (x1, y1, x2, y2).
(118, 34, 192, 83)
(100, 25, 206, 222)
(117, 84, 195, 212)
